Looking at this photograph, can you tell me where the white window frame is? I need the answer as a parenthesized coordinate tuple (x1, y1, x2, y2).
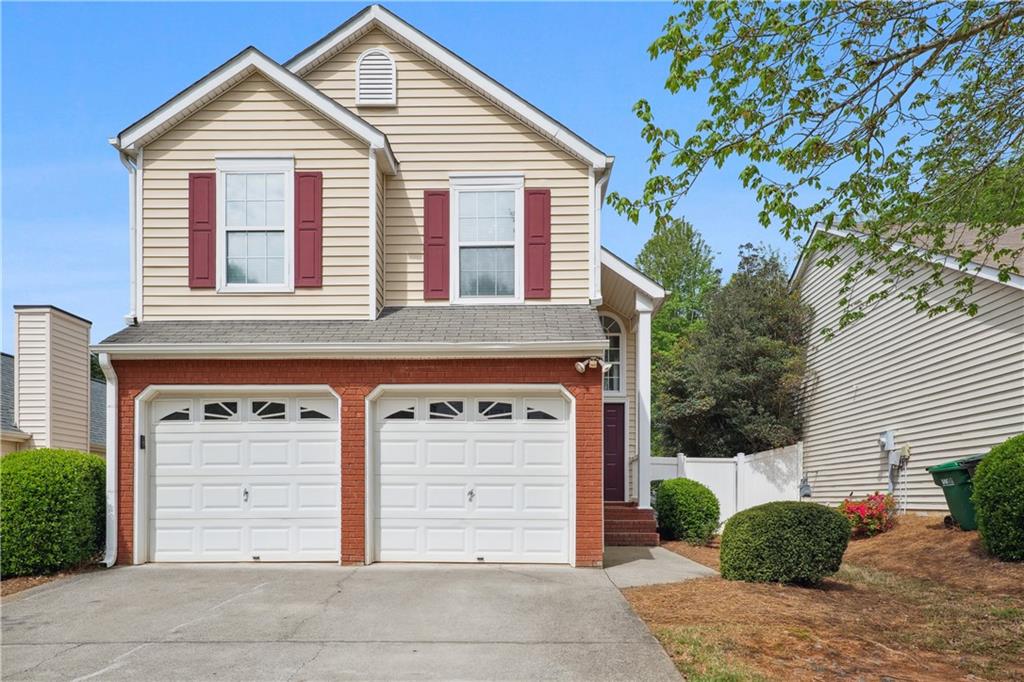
(600, 313, 627, 397)
(216, 156, 295, 294)
(449, 173, 524, 305)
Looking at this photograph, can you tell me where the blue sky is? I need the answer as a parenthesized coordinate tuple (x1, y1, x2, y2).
(1, 2, 796, 352)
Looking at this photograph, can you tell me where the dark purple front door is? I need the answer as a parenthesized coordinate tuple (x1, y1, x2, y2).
(603, 403, 626, 501)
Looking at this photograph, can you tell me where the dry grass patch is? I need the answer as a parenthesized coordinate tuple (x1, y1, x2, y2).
(635, 515, 1024, 680)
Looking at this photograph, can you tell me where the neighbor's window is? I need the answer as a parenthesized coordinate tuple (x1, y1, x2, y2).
(218, 158, 294, 292)
(601, 315, 624, 394)
(452, 177, 522, 301)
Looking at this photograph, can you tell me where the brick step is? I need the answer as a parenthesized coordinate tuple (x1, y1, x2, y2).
(605, 519, 658, 533)
(603, 501, 638, 507)
(604, 508, 656, 521)
(604, 532, 660, 547)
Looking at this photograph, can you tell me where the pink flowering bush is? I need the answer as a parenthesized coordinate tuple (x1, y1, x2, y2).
(838, 492, 897, 538)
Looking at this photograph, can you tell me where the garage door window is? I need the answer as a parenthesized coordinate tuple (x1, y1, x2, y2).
(155, 400, 192, 422)
(429, 400, 464, 420)
(251, 400, 287, 420)
(203, 401, 239, 421)
(525, 398, 565, 421)
(298, 398, 335, 421)
(477, 400, 513, 420)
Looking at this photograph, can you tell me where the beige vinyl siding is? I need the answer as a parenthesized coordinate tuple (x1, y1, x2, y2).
(798, 246, 1024, 510)
(14, 312, 49, 446)
(305, 30, 592, 306)
(375, 165, 387, 313)
(141, 74, 372, 320)
(47, 312, 91, 450)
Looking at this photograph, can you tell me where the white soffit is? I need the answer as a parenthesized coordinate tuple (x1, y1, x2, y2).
(114, 47, 398, 174)
(285, 4, 612, 170)
(600, 248, 666, 301)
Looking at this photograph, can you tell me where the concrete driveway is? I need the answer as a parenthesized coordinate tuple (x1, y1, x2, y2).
(1, 563, 679, 681)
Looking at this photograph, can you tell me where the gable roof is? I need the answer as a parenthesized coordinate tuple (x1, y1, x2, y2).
(112, 46, 398, 173)
(285, 4, 613, 171)
(790, 224, 1024, 291)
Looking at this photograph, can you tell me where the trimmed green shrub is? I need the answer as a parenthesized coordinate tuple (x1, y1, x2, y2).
(972, 433, 1024, 561)
(1, 448, 105, 577)
(653, 478, 720, 545)
(720, 501, 849, 584)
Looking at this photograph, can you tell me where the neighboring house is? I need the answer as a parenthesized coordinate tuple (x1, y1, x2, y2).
(792, 227, 1024, 510)
(94, 5, 665, 568)
(2, 306, 105, 456)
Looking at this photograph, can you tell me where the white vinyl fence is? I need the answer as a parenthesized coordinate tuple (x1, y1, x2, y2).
(650, 443, 803, 525)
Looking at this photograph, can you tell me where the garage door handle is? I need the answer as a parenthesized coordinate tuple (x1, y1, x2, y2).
(243, 488, 249, 502)
(467, 489, 475, 502)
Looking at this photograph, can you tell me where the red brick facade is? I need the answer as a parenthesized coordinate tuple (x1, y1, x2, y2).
(112, 358, 604, 567)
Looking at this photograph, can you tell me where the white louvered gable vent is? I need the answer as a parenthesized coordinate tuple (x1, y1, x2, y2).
(356, 48, 397, 107)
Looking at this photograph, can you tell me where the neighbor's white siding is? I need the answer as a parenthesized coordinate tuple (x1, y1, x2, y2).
(798, 246, 1024, 510)
(304, 29, 593, 306)
(140, 74, 372, 320)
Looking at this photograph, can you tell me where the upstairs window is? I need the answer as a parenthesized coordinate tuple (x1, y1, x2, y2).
(356, 48, 397, 107)
(217, 157, 294, 293)
(451, 175, 523, 303)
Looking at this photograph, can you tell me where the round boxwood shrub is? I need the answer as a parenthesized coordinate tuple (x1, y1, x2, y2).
(720, 501, 849, 584)
(972, 433, 1024, 561)
(653, 478, 720, 545)
(1, 448, 105, 577)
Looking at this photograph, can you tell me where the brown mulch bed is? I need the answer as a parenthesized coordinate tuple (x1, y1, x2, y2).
(1, 564, 99, 598)
(633, 514, 1024, 681)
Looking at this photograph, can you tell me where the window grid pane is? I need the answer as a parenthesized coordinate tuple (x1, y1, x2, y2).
(460, 247, 514, 297)
(226, 230, 285, 285)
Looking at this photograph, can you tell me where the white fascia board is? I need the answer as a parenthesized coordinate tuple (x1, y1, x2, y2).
(285, 4, 611, 170)
(789, 225, 1024, 291)
(600, 247, 666, 300)
(90, 339, 608, 360)
(114, 48, 398, 174)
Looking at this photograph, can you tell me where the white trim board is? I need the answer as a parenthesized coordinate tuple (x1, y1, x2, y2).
(113, 47, 398, 174)
(91, 339, 609, 360)
(285, 4, 612, 170)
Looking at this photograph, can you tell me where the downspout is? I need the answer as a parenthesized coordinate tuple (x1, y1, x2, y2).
(592, 167, 611, 304)
(97, 352, 118, 567)
(112, 142, 139, 325)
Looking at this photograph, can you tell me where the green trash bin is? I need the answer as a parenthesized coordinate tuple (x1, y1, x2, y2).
(926, 454, 986, 530)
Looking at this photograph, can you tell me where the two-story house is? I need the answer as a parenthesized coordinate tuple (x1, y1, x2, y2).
(94, 5, 664, 568)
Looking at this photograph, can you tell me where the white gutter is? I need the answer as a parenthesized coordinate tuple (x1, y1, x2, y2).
(97, 352, 118, 567)
(90, 339, 608, 360)
(112, 142, 139, 325)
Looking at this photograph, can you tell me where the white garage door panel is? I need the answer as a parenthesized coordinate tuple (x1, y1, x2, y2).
(378, 519, 569, 563)
(150, 396, 340, 563)
(376, 394, 572, 564)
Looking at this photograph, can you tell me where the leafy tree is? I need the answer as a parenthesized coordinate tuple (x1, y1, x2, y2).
(635, 217, 721, 355)
(611, 1, 1024, 329)
(89, 354, 105, 382)
(634, 218, 720, 455)
(658, 244, 811, 457)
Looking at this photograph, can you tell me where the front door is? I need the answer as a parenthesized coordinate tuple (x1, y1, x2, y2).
(603, 403, 625, 501)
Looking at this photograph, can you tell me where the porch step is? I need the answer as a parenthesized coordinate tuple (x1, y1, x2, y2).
(604, 502, 659, 547)
(605, 532, 660, 547)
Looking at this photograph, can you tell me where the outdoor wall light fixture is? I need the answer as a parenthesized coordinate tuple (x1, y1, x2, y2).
(574, 357, 601, 374)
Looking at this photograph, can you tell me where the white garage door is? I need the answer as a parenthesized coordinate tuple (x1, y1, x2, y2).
(375, 393, 572, 564)
(150, 395, 340, 562)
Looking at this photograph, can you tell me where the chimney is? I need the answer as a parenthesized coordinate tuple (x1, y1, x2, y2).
(14, 306, 92, 451)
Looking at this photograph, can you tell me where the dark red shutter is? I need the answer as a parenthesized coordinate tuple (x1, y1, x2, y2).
(188, 173, 216, 288)
(423, 190, 450, 300)
(524, 188, 551, 299)
(294, 171, 323, 288)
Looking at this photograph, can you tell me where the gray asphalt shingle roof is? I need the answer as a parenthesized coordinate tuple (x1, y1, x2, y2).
(98, 305, 605, 346)
(90, 379, 106, 448)
(1, 353, 21, 434)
